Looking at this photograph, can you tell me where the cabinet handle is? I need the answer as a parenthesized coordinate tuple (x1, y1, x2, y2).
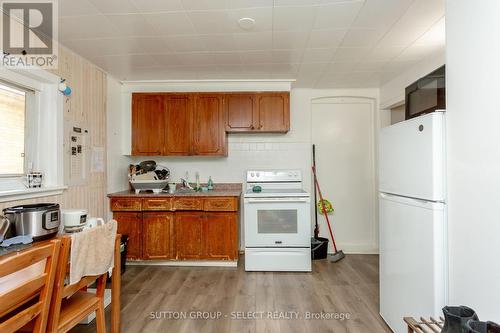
(250, 125, 255, 130)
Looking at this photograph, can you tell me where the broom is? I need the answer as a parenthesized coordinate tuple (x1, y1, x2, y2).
(312, 165, 345, 262)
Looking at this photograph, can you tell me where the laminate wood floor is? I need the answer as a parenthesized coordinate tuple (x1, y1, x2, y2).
(71, 255, 392, 333)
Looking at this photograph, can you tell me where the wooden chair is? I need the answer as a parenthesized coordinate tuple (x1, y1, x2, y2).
(0, 239, 61, 333)
(46, 235, 120, 333)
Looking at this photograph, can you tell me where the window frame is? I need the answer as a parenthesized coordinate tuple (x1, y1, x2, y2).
(0, 67, 66, 202)
(0, 80, 30, 178)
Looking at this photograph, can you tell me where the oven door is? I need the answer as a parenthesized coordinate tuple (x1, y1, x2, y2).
(244, 197, 311, 247)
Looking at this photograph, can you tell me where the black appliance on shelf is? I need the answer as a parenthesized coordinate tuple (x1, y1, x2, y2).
(405, 65, 446, 120)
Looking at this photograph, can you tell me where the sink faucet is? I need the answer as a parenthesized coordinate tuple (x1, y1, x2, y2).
(180, 177, 193, 190)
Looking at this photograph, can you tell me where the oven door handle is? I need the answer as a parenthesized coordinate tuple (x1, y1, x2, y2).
(245, 197, 310, 203)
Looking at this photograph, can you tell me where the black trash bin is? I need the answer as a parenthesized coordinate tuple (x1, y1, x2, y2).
(311, 237, 329, 260)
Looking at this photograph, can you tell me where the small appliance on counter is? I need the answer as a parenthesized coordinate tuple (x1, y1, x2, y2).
(61, 209, 88, 233)
(2, 203, 60, 241)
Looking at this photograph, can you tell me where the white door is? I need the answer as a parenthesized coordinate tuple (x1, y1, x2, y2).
(379, 111, 446, 201)
(311, 97, 377, 253)
(379, 193, 447, 333)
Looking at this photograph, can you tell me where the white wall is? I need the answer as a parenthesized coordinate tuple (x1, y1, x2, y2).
(446, 0, 500, 320)
(107, 84, 382, 253)
(380, 52, 445, 109)
(106, 76, 130, 196)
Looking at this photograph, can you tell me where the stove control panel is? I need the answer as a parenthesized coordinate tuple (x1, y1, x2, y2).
(246, 170, 302, 183)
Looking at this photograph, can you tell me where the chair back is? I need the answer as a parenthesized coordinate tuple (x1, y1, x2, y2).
(0, 239, 61, 333)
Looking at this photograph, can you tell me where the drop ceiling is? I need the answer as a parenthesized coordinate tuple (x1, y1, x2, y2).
(59, 0, 445, 87)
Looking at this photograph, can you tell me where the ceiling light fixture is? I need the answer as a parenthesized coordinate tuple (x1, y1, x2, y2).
(238, 17, 256, 31)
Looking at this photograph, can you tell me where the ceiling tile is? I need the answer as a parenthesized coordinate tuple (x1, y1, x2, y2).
(273, 31, 309, 49)
(325, 61, 358, 74)
(274, 0, 321, 6)
(59, 0, 100, 17)
(332, 47, 370, 62)
(307, 29, 347, 48)
(301, 48, 336, 63)
(199, 34, 238, 52)
(142, 12, 197, 35)
(87, 0, 138, 14)
(314, 1, 364, 29)
(234, 31, 272, 50)
(93, 54, 160, 71)
(355, 61, 388, 71)
(59, 16, 120, 40)
(163, 35, 207, 52)
(149, 54, 185, 66)
(272, 49, 303, 63)
(129, 0, 184, 13)
(366, 46, 405, 62)
(181, 0, 227, 11)
(105, 14, 158, 37)
(273, 6, 317, 31)
(340, 29, 386, 48)
(240, 51, 272, 64)
(135, 37, 174, 53)
(187, 11, 232, 34)
(209, 52, 243, 65)
(63, 37, 146, 57)
(228, 0, 273, 9)
(351, 0, 413, 29)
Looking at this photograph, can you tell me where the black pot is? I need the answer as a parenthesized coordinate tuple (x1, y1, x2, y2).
(464, 320, 500, 333)
(442, 306, 479, 333)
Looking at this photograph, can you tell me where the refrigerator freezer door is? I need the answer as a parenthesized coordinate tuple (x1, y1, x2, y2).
(379, 193, 447, 333)
(379, 112, 445, 201)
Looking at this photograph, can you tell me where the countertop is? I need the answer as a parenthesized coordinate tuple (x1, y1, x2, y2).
(108, 183, 242, 198)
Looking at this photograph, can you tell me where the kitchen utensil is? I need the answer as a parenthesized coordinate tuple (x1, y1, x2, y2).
(0, 215, 10, 243)
(130, 179, 169, 194)
(139, 160, 157, 172)
(168, 183, 176, 194)
(312, 165, 345, 263)
(3, 203, 60, 241)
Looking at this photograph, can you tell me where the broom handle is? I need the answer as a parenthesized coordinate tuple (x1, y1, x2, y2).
(312, 145, 319, 238)
(312, 166, 339, 252)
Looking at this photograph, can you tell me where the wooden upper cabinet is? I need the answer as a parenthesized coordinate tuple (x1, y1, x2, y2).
(165, 95, 192, 156)
(257, 92, 290, 133)
(225, 94, 257, 132)
(192, 94, 227, 156)
(131, 93, 165, 155)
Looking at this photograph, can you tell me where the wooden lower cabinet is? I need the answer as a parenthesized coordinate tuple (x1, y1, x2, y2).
(204, 213, 238, 260)
(114, 212, 142, 260)
(111, 196, 240, 261)
(175, 213, 204, 260)
(143, 212, 174, 259)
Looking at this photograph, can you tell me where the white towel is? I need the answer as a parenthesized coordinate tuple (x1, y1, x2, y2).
(69, 220, 117, 285)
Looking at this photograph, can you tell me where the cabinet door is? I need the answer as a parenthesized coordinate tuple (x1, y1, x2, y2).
(131, 93, 165, 155)
(165, 95, 192, 155)
(192, 94, 227, 156)
(143, 213, 173, 260)
(113, 212, 142, 259)
(257, 92, 290, 133)
(204, 213, 238, 260)
(225, 94, 257, 132)
(175, 213, 204, 259)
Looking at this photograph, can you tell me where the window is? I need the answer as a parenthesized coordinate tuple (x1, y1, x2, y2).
(0, 82, 27, 176)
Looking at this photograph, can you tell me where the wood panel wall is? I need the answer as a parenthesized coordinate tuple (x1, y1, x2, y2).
(0, 47, 108, 218)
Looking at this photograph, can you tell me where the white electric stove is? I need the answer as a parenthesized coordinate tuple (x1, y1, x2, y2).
(244, 170, 311, 272)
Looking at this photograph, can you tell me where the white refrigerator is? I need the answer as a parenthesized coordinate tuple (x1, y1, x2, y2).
(379, 111, 447, 333)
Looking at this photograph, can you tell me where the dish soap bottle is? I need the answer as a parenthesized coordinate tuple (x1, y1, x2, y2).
(195, 172, 201, 191)
(207, 176, 214, 190)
